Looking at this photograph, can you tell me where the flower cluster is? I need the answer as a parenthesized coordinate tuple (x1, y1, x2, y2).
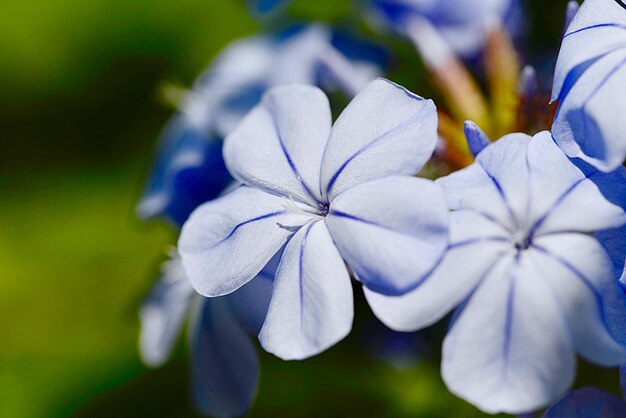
(136, 0, 626, 417)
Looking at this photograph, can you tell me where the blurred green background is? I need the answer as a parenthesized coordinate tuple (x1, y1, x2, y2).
(1, 0, 610, 417)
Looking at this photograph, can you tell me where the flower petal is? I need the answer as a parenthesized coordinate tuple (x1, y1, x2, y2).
(474, 133, 532, 226)
(542, 387, 626, 418)
(442, 252, 576, 414)
(596, 225, 626, 287)
(531, 233, 626, 364)
(327, 176, 448, 296)
(229, 274, 274, 335)
(137, 117, 231, 226)
(552, 0, 626, 102)
(179, 186, 311, 297)
(552, 48, 626, 171)
(436, 163, 512, 226)
(365, 225, 509, 332)
(138, 256, 196, 367)
(228, 248, 281, 333)
(259, 221, 353, 360)
(190, 298, 260, 418)
(223, 84, 332, 205)
(464, 120, 491, 157)
(530, 175, 626, 237)
(524, 131, 585, 219)
(320, 78, 437, 200)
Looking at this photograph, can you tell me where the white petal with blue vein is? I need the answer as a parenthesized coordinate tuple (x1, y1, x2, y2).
(179, 186, 312, 297)
(320, 78, 437, 200)
(259, 221, 353, 360)
(442, 252, 575, 414)
(326, 176, 448, 296)
(224, 85, 332, 205)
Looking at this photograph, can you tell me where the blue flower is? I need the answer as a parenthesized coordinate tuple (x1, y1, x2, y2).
(367, 130, 626, 414)
(542, 387, 626, 418)
(552, 0, 626, 172)
(366, 0, 522, 57)
(139, 249, 276, 418)
(138, 25, 386, 226)
(178, 79, 449, 360)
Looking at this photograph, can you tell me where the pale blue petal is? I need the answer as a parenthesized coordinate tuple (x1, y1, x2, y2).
(442, 252, 576, 414)
(464, 120, 491, 157)
(525, 131, 587, 221)
(178, 187, 312, 297)
(327, 176, 448, 296)
(579, 163, 626, 282)
(596, 226, 626, 287)
(552, 0, 626, 102)
(436, 163, 512, 227)
(228, 248, 282, 334)
(474, 133, 532, 226)
(365, 210, 509, 331)
(531, 233, 626, 362)
(223, 85, 332, 205)
(552, 0, 626, 170)
(542, 387, 626, 418)
(523, 132, 626, 236)
(369, 0, 519, 57)
(563, 1, 580, 33)
(552, 48, 626, 171)
(190, 298, 259, 418)
(269, 26, 333, 87)
(320, 78, 437, 200)
(229, 274, 274, 335)
(138, 256, 196, 367)
(259, 221, 353, 360)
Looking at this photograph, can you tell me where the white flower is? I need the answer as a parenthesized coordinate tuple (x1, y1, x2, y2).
(179, 79, 449, 360)
(367, 130, 626, 414)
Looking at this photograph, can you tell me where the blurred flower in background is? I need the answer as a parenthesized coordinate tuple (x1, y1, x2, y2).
(138, 24, 385, 226)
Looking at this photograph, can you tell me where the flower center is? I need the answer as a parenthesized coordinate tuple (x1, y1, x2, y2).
(513, 233, 533, 252)
(318, 202, 330, 217)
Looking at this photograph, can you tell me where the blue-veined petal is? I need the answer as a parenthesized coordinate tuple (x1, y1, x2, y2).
(553, 48, 626, 171)
(442, 252, 576, 414)
(326, 176, 448, 296)
(531, 233, 626, 360)
(529, 165, 626, 236)
(179, 186, 312, 297)
(320, 78, 438, 200)
(542, 387, 626, 418)
(474, 133, 532, 226)
(552, 0, 626, 102)
(223, 85, 332, 205)
(436, 163, 512, 227)
(552, 0, 626, 171)
(525, 131, 588, 221)
(189, 297, 259, 418)
(259, 221, 353, 360)
(138, 255, 196, 367)
(365, 210, 509, 332)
